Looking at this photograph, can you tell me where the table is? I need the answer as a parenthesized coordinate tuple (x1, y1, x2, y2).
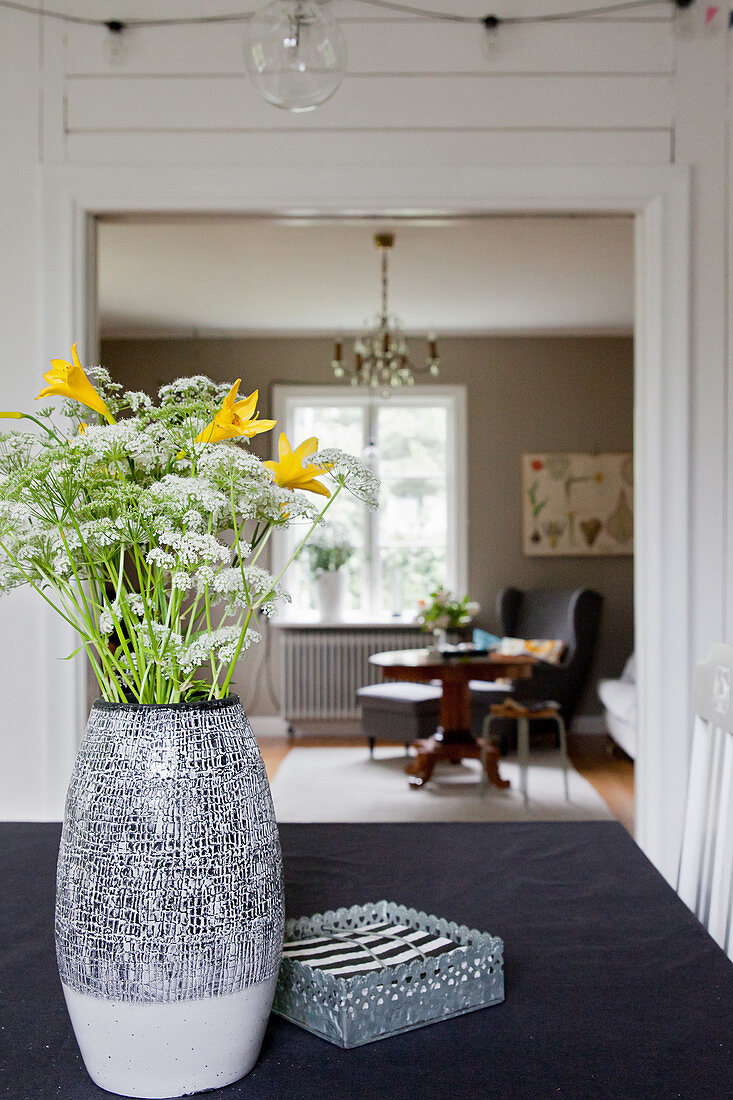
(369, 647, 535, 788)
(4, 821, 731, 1099)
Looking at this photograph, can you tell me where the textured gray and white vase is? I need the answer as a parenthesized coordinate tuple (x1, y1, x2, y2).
(55, 696, 284, 1099)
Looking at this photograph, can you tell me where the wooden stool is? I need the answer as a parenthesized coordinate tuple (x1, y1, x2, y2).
(480, 700, 569, 802)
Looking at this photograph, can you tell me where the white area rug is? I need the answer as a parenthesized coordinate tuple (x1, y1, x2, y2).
(270, 746, 613, 823)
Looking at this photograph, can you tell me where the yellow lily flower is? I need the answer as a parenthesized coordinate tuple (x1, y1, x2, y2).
(194, 380, 276, 445)
(36, 344, 115, 424)
(0, 412, 23, 419)
(265, 433, 332, 498)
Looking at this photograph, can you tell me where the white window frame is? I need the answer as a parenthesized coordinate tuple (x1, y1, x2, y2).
(271, 384, 468, 622)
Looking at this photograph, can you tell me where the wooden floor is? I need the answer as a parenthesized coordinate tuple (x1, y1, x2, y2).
(260, 729, 635, 834)
(567, 733, 635, 833)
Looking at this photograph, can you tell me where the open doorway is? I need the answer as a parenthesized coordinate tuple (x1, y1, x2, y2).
(38, 162, 691, 880)
(95, 213, 636, 829)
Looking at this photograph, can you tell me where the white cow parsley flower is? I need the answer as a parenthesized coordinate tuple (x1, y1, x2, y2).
(311, 449, 380, 509)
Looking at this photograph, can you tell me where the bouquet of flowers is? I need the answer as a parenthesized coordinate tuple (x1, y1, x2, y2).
(304, 523, 354, 576)
(415, 588, 480, 632)
(0, 345, 378, 704)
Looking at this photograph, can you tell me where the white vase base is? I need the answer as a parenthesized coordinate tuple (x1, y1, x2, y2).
(62, 974, 278, 1098)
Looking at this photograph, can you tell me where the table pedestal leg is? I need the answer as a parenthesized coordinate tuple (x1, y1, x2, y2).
(483, 746, 511, 790)
(406, 732, 510, 790)
(406, 745, 438, 788)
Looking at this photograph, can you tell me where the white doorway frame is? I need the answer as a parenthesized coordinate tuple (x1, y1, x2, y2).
(39, 163, 690, 883)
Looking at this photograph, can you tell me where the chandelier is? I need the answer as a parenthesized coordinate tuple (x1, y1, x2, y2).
(332, 233, 440, 389)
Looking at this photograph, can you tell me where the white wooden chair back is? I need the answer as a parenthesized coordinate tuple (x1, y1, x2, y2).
(677, 643, 733, 960)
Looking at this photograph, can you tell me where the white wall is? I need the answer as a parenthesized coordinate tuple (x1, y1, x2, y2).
(0, 2, 729, 881)
(0, 9, 47, 819)
(59, 0, 675, 168)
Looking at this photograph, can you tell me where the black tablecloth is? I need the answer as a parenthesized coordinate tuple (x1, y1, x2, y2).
(2, 821, 732, 1100)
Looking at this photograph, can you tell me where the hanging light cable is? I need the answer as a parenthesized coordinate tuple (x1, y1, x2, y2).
(0, 1, 699, 112)
(0, 1, 698, 30)
(332, 233, 440, 389)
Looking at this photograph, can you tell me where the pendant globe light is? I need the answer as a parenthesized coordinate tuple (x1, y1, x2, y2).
(244, 1, 347, 113)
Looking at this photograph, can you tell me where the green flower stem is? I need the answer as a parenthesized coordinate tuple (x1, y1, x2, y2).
(96, 571, 146, 696)
(212, 484, 257, 700)
(152, 586, 184, 699)
(49, 584, 128, 702)
(83, 637, 126, 702)
(103, 553, 146, 681)
(15, 413, 64, 442)
(247, 522, 274, 569)
(204, 584, 218, 688)
(56, 528, 104, 641)
(0, 559, 129, 704)
(180, 509, 219, 647)
(81, 640, 122, 702)
(230, 483, 252, 606)
(127, 543, 172, 702)
(220, 607, 253, 698)
(182, 591, 207, 644)
(0, 538, 81, 635)
(60, 587, 137, 702)
(57, 502, 113, 613)
(59, 524, 145, 697)
(131, 541, 161, 668)
(270, 484, 343, 591)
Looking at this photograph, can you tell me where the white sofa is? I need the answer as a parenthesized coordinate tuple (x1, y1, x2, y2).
(597, 654, 637, 759)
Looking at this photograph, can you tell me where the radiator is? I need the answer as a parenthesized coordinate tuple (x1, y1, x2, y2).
(280, 627, 424, 720)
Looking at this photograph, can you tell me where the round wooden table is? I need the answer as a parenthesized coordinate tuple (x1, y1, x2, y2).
(369, 648, 535, 788)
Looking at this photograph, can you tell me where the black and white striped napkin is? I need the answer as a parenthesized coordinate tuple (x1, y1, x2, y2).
(282, 921, 457, 978)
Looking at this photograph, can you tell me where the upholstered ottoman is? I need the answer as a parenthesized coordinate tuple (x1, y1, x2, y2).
(357, 682, 442, 757)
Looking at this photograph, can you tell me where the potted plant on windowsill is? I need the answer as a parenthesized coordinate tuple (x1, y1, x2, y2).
(304, 524, 354, 622)
(0, 349, 378, 1099)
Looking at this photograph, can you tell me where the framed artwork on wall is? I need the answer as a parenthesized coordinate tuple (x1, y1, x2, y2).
(522, 453, 633, 556)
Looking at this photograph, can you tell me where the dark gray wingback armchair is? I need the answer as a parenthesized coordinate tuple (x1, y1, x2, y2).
(470, 586, 603, 736)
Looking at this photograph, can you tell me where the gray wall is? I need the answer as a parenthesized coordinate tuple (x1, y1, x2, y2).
(102, 335, 634, 720)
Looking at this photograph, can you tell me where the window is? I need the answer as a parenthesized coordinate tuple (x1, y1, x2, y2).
(272, 385, 467, 620)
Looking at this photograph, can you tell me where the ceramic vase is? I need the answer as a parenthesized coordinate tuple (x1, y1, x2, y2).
(316, 569, 346, 621)
(55, 696, 284, 1099)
